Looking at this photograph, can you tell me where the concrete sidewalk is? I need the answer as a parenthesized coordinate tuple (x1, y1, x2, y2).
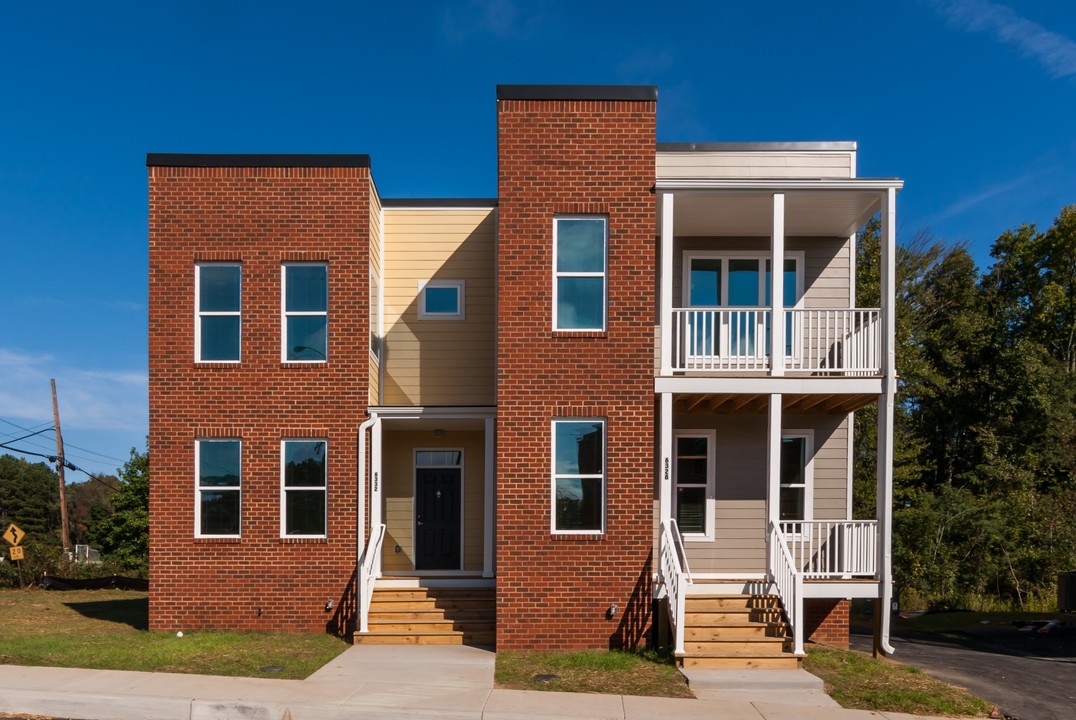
(0, 645, 957, 720)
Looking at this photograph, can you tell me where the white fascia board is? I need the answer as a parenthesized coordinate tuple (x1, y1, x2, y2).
(654, 376, 883, 395)
(802, 581, 881, 599)
(654, 178, 904, 192)
(369, 405, 497, 419)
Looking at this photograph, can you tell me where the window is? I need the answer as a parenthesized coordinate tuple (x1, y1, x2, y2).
(780, 432, 813, 521)
(674, 431, 715, 538)
(282, 264, 327, 361)
(281, 440, 327, 537)
(418, 280, 465, 319)
(554, 217, 606, 331)
(551, 419, 605, 533)
(196, 264, 241, 362)
(196, 439, 241, 537)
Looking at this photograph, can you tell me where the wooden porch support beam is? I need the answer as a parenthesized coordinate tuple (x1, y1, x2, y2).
(684, 393, 710, 413)
(769, 194, 786, 377)
(659, 393, 673, 525)
(729, 393, 759, 412)
(660, 193, 674, 376)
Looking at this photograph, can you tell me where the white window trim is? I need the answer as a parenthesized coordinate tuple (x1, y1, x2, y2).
(681, 251, 806, 308)
(413, 448, 465, 570)
(550, 418, 606, 535)
(194, 438, 241, 538)
(674, 430, 716, 542)
(781, 429, 815, 523)
(195, 263, 241, 363)
(281, 263, 328, 363)
(417, 280, 466, 320)
(552, 216, 608, 332)
(280, 438, 328, 538)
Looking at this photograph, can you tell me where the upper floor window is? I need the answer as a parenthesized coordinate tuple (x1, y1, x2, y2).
(196, 264, 241, 362)
(551, 419, 605, 534)
(685, 253, 803, 309)
(196, 439, 241, 537)
(282, 263, 327, 362)
(418, 280, 465, 319)
(554, 217, 607, 331)
(281, 439, 327, 537)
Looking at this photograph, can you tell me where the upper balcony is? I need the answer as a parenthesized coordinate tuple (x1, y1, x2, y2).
(653, 143, 902, 394)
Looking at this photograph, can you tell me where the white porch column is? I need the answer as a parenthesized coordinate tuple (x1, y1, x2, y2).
(483, 416, 496, 578)
(659, 393, 673, 524)
(769, 194, 786, 376)
(876, 187, 897, 655)
(660, 192, 675, 375)
(370, 418, 383, 576)
(765, 393, 783, 554)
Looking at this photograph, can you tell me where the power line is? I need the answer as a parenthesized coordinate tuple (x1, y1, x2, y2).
(0, 441, 120, 492)
(59, 440, 127, 464)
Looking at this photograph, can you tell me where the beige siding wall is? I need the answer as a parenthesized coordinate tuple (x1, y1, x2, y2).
(656, 151, 854, 180)
(381, 429, 486, 573)
(673, 237, 850, 308)
(368, 190, 382, 405)
(673, 413, 849, 574)
(382, 208, 496, 406)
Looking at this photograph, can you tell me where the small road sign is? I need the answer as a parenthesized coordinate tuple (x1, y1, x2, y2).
(9, 545, 25, 561)
(3, 523, 25, 546)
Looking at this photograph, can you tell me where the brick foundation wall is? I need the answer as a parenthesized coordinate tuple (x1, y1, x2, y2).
(147, 161, 371, 633)
(803, 598, 850, 648)
(495, 90, 657, 650)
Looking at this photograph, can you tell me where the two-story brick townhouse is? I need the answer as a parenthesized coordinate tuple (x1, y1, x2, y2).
(148, 84, 901, 668)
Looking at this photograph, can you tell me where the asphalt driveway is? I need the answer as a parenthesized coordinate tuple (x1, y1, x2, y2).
(851, 619, 1076, 720)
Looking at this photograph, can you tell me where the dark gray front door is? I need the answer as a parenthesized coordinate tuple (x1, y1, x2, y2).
(415, 467, 461, 570)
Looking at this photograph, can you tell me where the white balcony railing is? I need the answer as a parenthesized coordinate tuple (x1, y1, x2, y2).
(670, 308, 880, 374)
(658, 518, 691, 656)
(780, 520, 878, 579)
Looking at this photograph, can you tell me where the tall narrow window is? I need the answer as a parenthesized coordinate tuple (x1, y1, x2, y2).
(282, 440, 327, 537)
(554, 217, 607, 331)
(283, 264, 327, 361)
(552, 419, 605, 533)
(780, 433, 813, 521)
(196, 439, 241, 537)
(674, 432, 714, 538)
(196, 264, 241, 362)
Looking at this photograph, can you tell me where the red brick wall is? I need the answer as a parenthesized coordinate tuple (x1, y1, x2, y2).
(495, 96, 657, 650)
(148, 163, 371, 633)
(803, 598, 850, 648)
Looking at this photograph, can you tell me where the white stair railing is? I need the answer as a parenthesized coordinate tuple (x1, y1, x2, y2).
(780, 520, 878, 578)
(357, 523, 386, 633)
(769, 521, 804, 655)
(659, 518, 692, 655)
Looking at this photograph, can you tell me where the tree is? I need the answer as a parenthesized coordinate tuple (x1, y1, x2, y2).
(89, 447, 148, 572)
(0, 455, 61, 543)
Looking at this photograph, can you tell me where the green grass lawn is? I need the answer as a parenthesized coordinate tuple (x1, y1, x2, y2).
(804, 645, 992, 717)
(496, 649, 693, 698)
(0, 588, 348, 679)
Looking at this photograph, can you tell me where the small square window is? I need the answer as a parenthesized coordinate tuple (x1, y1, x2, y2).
(418, 280, 465, 319)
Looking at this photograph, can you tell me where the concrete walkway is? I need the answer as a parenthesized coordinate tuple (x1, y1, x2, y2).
(0, 645, 962, 720)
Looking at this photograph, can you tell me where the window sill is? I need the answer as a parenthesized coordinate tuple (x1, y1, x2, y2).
(279, 537, 328, 544)
(194, 537, 242, 544)
(552, 331, 607, 339)
(194, 361, 241, 368)
(550, 532, 605, 541)
(281, 362, 328, 369)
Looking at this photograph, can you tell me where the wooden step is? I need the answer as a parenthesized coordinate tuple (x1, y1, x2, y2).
(685, 623, 772, 640)
(682, 638, 789, 656)
(685, 595, 780, 611)
(354, 630, 496, 646)
(367, 619, 495, 633)
(368, 609, 494, 621)
(358, 585, 496, 647)
(680, 655, 801, 670)
(685, 610, 784, 625)
(367, 598, 494, 612)
(371, 588, 495, 601)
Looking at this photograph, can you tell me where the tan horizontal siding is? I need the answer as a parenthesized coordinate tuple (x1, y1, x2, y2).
(657, 151, 854, 180)
(382, 208, 496, 406)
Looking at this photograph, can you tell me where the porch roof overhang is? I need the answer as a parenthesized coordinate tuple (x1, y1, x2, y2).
(655, 177, 904, 238)
(655, 376, 883, 396)
(674, 391, 878, 415)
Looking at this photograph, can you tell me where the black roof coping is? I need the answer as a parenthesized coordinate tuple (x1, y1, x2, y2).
(382, 198, 498, 208)
(497, 84, 657, 102)
(146, 153, 371, 168)
(658, 141, 856, 152)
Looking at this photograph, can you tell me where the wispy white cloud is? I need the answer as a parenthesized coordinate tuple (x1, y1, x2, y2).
(0, 348, 147, 433)
(441, 0, 544, 43)
(923, 165, 1049, 225)
(929, 0, 1076, 78)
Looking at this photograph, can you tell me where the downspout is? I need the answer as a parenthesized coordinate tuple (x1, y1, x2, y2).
(356, 415, 377, 630)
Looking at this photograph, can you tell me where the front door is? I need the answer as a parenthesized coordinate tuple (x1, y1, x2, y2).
(415, 465, 461, 570)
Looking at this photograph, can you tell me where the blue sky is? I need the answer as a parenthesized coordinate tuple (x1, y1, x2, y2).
(1, 0, 1074, 478)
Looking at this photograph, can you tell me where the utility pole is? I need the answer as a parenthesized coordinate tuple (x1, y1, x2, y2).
(51, 378, 72, 557)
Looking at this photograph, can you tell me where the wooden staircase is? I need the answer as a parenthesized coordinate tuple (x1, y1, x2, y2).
(355, 586, 496, 647)
(678, 593, 800, 669)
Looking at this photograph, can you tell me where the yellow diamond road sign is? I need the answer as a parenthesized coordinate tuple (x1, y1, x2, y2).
(3, 523, 25, 546)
